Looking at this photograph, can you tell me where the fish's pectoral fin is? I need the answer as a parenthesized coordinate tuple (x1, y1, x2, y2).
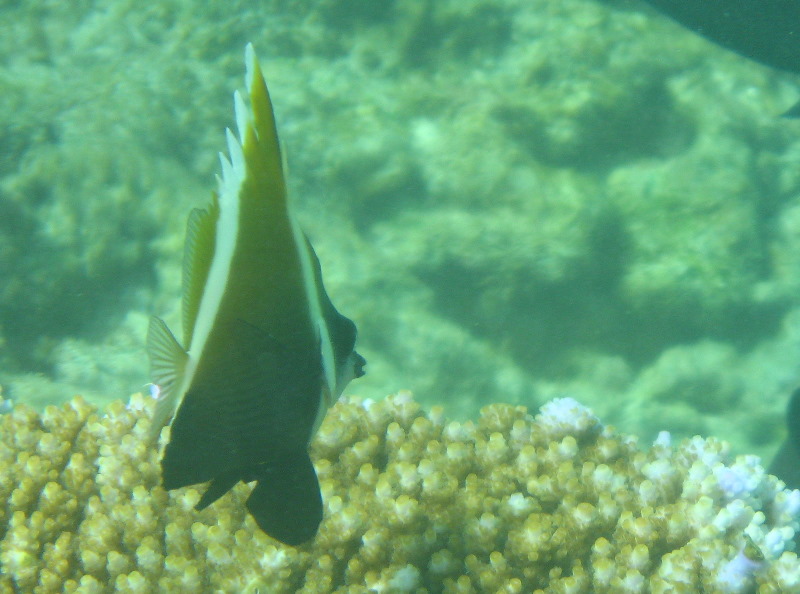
(146, 316, 189, 442)
(246, 452, 322, 546)
(195, 470, 240, 510)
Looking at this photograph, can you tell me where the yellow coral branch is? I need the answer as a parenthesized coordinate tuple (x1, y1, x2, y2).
(0, 392, 798, 593)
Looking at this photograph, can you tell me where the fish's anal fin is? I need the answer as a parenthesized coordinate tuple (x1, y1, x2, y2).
(146, 316, 189, 442)
(246, 452, 322, 546)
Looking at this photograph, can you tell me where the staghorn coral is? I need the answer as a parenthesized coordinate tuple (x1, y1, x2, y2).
(0, 391, 799, 593)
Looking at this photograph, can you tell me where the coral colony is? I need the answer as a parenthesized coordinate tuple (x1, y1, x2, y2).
(1, 391, 798, 592)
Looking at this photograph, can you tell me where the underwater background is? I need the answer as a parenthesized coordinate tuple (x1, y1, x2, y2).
(2, 0, 800, 464)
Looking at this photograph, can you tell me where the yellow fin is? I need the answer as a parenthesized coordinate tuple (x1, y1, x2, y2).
(146, 316, 188, 441)
(181, 197, 220, 346)
(243, 43, 284, 183)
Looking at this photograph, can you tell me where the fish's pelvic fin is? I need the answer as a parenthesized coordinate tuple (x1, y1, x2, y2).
(246, 452, 323, 546)
(195, 470, 240, 511)
(146, 316, 188, 442)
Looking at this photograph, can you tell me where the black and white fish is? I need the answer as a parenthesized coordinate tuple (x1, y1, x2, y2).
(641, 0, 800, 114)
(146, 44, 365, 546)
(769, 387, 800, 491)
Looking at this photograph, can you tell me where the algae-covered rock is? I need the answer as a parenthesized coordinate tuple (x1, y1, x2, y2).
(2, 0, 800, 462)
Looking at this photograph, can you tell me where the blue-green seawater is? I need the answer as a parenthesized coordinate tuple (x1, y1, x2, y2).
(2, 0, 799, 463)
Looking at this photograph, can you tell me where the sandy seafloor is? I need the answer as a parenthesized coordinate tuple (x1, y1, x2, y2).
(2, 0, 800, 463)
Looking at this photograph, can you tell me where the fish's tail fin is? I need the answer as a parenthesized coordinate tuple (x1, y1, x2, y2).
(247, 451, 322, 546)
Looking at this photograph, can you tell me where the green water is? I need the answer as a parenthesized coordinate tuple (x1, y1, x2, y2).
(2, 0, 799, 463)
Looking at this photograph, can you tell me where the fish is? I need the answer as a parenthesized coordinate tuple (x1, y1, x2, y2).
(768, 387, 800, 490)
(641, 0, 800, 115)
(146, 43, 366, 546)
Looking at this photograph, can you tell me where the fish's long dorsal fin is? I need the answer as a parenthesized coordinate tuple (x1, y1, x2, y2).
(182, 198, 220, 346)
(242, 43, 284, 184)
(146, 316, 189, 441)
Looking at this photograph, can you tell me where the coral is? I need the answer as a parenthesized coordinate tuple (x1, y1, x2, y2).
(1, 391, 798, 593)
